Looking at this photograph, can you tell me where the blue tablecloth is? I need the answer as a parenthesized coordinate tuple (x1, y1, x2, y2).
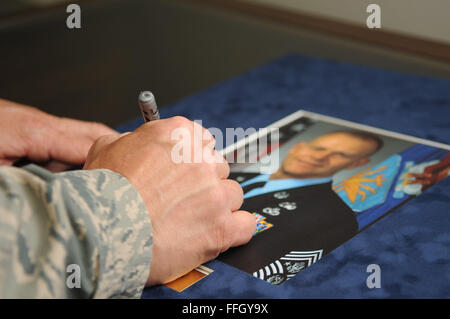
(118, 54, 450, 298)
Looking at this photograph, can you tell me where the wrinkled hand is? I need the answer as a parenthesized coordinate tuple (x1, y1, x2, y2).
(0, 98, 118, 171)
(83, 116, 256, 285)
(406, 170, 449, 186)
(406, 154, 450, 187)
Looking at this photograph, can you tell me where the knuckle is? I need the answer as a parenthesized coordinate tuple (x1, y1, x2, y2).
(169, 116, 191, 128)
(207, 160, 219, 172)
(210, 184, 228, 207)
(229, 179, 244, 198)
(202, 180, 227, 208)
(203, 132, 216, 148)
(203, 128, 214, 140)
(196, 161, 217, 178)
(221, 160, 230, 176)
(220, 154, 229, 166)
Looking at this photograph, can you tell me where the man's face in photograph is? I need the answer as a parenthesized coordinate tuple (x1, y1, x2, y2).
(280, 132, 379, 179)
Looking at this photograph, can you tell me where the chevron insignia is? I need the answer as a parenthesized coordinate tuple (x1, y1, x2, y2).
(253, 249, 323, 285)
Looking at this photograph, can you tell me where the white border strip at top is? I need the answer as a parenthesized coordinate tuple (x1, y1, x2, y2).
(219, 109, 450, 157)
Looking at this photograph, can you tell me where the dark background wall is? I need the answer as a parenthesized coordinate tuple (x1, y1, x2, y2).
(1, 0, 449, 127)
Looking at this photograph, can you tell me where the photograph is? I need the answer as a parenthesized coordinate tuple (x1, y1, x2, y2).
(219, 112, 450, 285)
(1, 0, 449, 306)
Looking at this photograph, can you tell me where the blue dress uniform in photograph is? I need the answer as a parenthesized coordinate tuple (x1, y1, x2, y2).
(218, 172, 358, 285)
(217, 126, 384, 285)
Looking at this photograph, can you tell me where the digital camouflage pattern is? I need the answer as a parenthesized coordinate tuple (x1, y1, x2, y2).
(0, 164, 152, 298)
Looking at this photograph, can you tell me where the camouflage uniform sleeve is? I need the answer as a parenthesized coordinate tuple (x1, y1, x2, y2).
(0, 164, 152, 299)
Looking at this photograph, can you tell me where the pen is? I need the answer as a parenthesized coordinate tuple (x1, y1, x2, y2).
(138, 91, 160, 123)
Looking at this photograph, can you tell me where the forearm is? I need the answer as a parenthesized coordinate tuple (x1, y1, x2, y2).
(0, 165, 152, 298)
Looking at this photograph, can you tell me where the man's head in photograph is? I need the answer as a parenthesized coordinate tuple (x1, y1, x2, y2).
(271, 131, 383, 180)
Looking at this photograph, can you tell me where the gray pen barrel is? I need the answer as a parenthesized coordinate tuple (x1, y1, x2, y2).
(138, 91, 160, 122)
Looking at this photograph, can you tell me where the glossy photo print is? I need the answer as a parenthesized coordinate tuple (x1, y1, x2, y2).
(217, 111, 450, 286)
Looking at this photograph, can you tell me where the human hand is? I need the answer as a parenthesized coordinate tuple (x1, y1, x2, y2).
(405, 154, 450, 187)
(83, 116, 256, 285)
(406, 170, 449, 186)
(0, 98, 118, 171)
